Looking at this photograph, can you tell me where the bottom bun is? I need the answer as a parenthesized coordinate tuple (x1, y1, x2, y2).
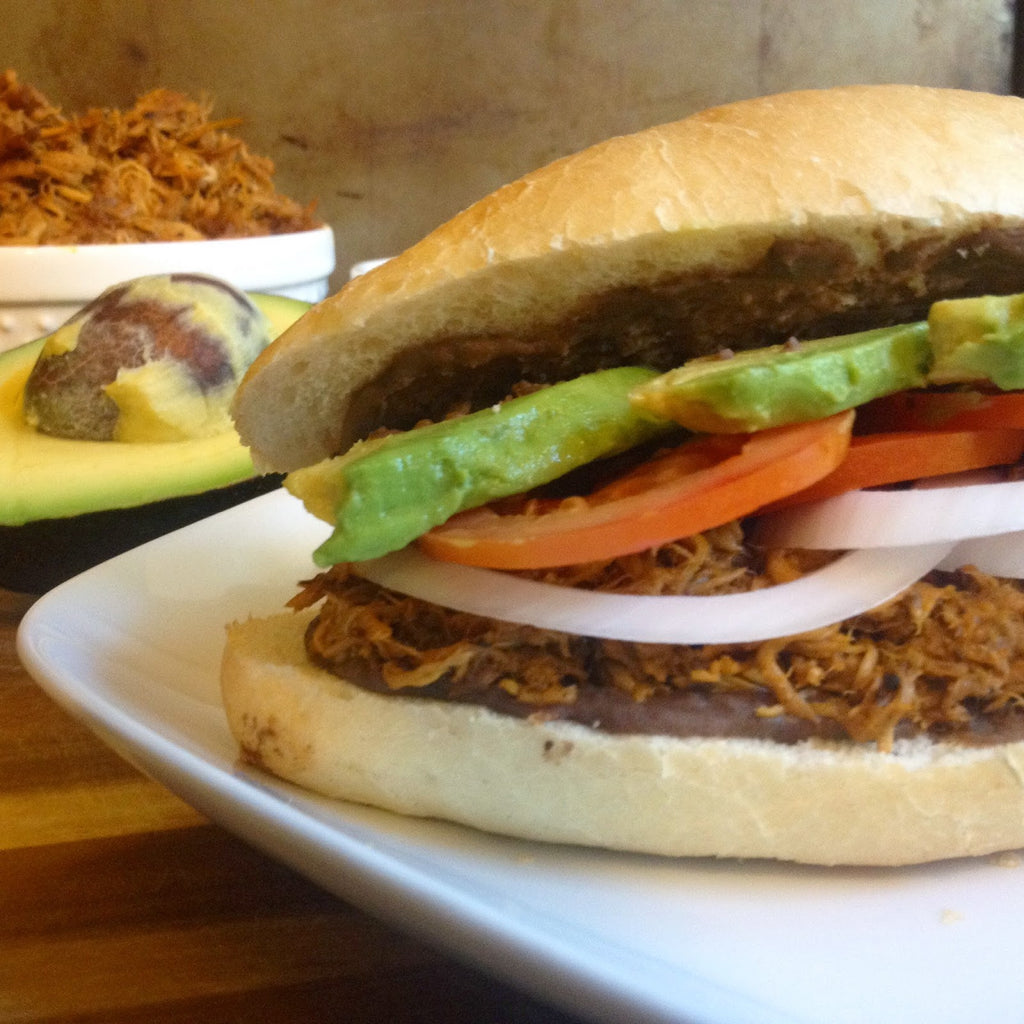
(221, 610, 1024, 866)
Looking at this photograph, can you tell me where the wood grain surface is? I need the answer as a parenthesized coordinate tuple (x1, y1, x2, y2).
(0, 594, 587, 1024)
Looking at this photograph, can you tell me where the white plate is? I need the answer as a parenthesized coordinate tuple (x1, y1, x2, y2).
(16, 490, 1024, 1024)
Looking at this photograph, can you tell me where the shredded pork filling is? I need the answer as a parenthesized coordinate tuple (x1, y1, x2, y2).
(0, 70, 319, 244)
(292, 521, 1024, 751)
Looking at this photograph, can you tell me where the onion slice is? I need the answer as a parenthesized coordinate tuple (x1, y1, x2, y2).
(757, 479, 1024, 551)
(940, 532, 1024, 578)
(354, 541, 953, 645)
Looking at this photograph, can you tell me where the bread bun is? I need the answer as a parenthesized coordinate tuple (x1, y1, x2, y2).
(233, 84, 1024, 471)
(224, 86, 1024, 865)
(222, 611, 1024, 865)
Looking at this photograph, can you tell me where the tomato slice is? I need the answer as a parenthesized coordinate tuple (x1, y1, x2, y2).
(858, 390, 1024, 433)
(419, 411, 854, 569)
(766, 427, 1024, 510)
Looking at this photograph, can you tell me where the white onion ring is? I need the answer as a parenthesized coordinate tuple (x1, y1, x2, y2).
(757, 479, 1024, 551)
(354, 541, 953, 645)
(941, 532, 1024, 578)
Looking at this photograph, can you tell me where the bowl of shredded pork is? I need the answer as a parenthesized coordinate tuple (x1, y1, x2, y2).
(0, 70, 334, 352)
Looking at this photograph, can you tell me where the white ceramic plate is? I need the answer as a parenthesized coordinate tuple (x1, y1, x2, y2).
(16, 490, 1024, 1024)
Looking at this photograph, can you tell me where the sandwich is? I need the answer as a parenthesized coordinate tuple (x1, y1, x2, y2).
(221, 84, 1024, 866)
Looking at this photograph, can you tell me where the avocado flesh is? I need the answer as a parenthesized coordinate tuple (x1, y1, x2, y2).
(928, 293, 1024, 389)
(252, 291, 311, 338)
(630, 322, 932, 433)
(287, 367, 675, 566)
(0, 290, 308, 527)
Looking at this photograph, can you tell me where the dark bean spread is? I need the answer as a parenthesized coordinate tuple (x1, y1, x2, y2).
(339, 227, 1024, 449)
(310, 647, 1024, 747)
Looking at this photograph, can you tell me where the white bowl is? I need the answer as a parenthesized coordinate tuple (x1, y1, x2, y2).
(0, 225, 335, 352)
(348, 256, 393, 278)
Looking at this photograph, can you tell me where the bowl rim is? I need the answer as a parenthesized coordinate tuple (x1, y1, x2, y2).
(0, 225, 335, 302)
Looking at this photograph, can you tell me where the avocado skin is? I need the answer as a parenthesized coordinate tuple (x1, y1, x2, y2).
(0, 473, 281, 594)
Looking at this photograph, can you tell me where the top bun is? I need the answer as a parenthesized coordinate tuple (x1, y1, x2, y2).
(233, 85, 1024, 471)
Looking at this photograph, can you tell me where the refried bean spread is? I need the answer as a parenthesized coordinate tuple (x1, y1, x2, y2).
(337, 229, 1024, 451)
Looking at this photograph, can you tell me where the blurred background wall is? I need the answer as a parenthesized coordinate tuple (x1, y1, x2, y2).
(1, 0, 1017, 288)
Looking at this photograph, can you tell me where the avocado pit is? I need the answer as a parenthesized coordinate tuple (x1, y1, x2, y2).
(22, 273, 270, 443)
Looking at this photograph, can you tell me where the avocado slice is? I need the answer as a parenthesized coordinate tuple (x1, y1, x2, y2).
(928, 293, 1024, 389)
(630, 322, 932, 433)
(252, 292, 312, 337)
(287, 366, 676, 566)
(0, 290, 308, 592)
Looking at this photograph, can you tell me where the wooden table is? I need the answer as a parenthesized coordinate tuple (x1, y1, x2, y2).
(0, 590, 587, 1023)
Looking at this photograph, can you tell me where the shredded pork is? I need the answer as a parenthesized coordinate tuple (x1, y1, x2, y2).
(292, 522, 1024, 750)
(0, 70, 319, 244)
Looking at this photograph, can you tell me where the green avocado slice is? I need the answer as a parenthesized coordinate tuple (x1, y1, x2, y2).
(0, 291, 308, 527)
(928, 293, 1024, 389)
(251, 292, 312, 346)
(287, 366, 675, 566)
(630, 322, 932, 433)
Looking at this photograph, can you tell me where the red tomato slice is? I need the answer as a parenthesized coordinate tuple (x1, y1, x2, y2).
(419, 411, 854, 569)
(766, 427, 1024, 510)
(858, 390, 1024, 433)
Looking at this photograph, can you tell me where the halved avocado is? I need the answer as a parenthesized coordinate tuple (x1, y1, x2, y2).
(0, 291, 309, 593)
